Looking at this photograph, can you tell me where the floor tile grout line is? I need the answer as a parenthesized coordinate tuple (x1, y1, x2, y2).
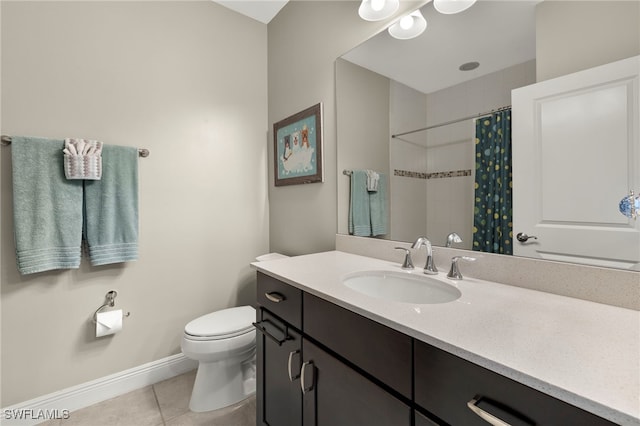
(150, 383, 167, 426)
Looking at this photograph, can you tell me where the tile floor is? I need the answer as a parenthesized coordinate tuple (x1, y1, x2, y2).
(39, 370, 256, 426)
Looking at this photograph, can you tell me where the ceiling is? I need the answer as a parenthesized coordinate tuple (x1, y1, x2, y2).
(213, 0, 289, 24)
(212, 0, 540, 94)
(342, 0, 539, 94)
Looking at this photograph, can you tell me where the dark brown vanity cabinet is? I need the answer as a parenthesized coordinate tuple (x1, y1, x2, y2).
(301, 337, 412, 426)
(255, 272, 411, 426)
(301, 292, 412, 426)
(255, 273, 303, 426)
(303, 292, 413, 400)
(255, 309, 302, 426)
(414, 340, 616, 426)
(256, 272, 617, 426)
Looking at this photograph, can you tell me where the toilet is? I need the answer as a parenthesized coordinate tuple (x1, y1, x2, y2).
(181, 305, 256, 412)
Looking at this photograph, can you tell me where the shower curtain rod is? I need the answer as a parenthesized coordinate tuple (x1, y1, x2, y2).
(391, 105, 511, 139)
(1, 135, 150, 157)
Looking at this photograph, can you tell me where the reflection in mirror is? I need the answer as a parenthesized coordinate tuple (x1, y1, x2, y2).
(337, 0, 537, 247)
(336, 0, 640, 270)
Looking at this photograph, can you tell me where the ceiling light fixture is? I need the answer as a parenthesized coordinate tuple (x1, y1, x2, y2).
(358, 0, 400, 21)
(433, 0, 477, 15)
(388, 9, 427, 40)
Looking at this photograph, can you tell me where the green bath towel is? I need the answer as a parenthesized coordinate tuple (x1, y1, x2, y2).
(348, 170, 388, 237)
(348, 170, 371, 237)
(84, 144, 139, 266)
(11, 136, 83, 274)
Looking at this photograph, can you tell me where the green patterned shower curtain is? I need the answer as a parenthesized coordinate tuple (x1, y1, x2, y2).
(473, 109, 513, 255)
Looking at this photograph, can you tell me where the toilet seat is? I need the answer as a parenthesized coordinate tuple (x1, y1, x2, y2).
(184, 306, 255, 341)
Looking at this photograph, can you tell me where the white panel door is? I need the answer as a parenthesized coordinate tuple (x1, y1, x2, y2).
(512, 56, 640, 270)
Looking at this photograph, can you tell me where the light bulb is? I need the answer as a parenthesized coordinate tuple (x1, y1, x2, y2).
(358, 0, 399, 21)
(371, 0, 385, 12)
(399, 15, 414, 30)
(433, 0, 477, 15)
(388, 9, 427, 40)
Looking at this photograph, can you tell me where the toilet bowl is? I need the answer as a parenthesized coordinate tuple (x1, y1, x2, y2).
(181, 305, 256, 412)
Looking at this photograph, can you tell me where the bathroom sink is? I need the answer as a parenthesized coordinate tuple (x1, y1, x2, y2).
(342, 270, 461, 304)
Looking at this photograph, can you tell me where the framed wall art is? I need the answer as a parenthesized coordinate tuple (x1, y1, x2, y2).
(273, 103, 323, 186)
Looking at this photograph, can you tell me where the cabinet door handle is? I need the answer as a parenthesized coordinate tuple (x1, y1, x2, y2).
(252, 320, 289, 345)
(288, 350, 301, 381)
(467, 397, 511, 426)
(265, 292, 286, 303)
(300, 361, 315, 394)
(467, 396, 534, 426)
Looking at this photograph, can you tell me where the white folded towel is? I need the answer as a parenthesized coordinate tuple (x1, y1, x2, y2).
(366, 169, 379, 192)
(63, 138, 103, 180)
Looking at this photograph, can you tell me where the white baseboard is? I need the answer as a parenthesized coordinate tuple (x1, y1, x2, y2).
(1, 354, 197, 426)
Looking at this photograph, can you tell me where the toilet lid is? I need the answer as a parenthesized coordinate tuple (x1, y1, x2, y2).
(185, 306, 255, 339)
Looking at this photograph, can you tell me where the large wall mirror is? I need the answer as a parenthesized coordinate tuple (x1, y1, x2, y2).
(336, 0, 640, 271)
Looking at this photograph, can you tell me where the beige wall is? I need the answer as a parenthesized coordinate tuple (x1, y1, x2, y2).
(0, 1, 268, 406)
(536, 1, 640, 81)
(267, 0, 424, 256)
(5, 0, 635, 409)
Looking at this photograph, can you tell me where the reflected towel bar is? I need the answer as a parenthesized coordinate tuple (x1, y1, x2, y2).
(1, 135, 149, 158)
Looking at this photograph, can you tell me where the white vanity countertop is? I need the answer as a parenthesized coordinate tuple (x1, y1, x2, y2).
(252, 250, 640, 426)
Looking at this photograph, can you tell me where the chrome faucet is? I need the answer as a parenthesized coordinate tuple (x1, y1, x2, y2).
(394, 247, 414, 270)
(447, 256, 476, 280)
(445, 232, 462, 248)
(411, 237, 438, 275)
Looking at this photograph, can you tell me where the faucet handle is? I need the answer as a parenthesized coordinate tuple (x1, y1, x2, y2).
(395, 247, 414, 270)
(447, 256, 476, 280)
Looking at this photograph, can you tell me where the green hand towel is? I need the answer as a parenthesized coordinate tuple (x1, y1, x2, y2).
(84, 144, 138, 266)
(348, 170, 372, 237)
(11, 136, 83, 274)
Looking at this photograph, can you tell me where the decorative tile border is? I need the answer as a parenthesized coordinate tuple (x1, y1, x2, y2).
(394, 169, 472, 180)
(394, 169, 428, 179)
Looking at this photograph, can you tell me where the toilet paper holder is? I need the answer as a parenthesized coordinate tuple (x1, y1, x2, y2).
(92, 290, 131, 324)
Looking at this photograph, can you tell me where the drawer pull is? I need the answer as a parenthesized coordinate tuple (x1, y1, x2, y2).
(467, 396, 534, 426)
(287, 350, 301, 381)
(253, 320, 290, 345)
(265, 292, 286, 303)
(467, 397, 512, 426)
(300, 361, 315, 394)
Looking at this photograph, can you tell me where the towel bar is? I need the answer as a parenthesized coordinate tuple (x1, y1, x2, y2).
(1, 135, 149, 157)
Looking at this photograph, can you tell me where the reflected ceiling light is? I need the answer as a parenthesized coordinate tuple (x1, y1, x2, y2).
(433, 0, 477, 14)
(358, 0, 399, 21)
(388, 10, 427, 40)
(459, 61, 480, 71)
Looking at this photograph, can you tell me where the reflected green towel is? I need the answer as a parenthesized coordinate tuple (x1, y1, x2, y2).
(84, 144, 138, 266)
(348, 170, 371, 236)
(11, 136, 83, 274)
(370, 173, 387, 237)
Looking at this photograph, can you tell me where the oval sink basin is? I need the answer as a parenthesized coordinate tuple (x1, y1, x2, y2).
(342, 270, 461, 304)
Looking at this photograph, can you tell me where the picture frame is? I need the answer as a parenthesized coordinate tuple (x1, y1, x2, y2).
(273, 103, 323, 186)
